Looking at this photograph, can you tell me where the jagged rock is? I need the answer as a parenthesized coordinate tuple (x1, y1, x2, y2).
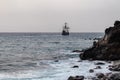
(109, 73, 120, 80)
(80, 20, 120, 61)
(114, 20, 120, 26)
(109, 64, 120, 71)
(68, 76, 84, 80)
(96, 73, 105, 79)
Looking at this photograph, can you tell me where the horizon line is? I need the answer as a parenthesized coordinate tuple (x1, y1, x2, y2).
(0, 32, 104, 33)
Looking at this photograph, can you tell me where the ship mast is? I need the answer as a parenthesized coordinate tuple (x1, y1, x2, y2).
(63, 22, 69, 31)
(64, 22, 67, 28)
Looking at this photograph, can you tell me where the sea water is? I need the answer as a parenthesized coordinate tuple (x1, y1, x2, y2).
(0, 33, 111, 80)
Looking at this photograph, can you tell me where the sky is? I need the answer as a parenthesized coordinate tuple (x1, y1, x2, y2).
(0, 0, 120, 32)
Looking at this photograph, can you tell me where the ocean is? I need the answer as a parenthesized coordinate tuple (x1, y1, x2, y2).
(0, 33, 111, 80)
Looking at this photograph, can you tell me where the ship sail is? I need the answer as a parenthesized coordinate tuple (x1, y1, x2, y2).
(62, 22, 69, 36)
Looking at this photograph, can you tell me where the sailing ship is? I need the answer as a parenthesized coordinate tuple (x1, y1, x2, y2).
(62, 22, 69, 36)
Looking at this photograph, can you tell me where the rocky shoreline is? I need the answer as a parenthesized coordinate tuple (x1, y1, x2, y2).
(68, 72, 120, 80)
(68, 20, 120, 80)
(68, 61, 120, 80)
(80, 20, 120, 61)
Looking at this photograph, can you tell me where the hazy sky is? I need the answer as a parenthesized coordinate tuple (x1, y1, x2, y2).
(0, 0, 120, 32)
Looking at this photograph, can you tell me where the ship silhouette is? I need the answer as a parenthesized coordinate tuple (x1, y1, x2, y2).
(62, 22, 69, 36)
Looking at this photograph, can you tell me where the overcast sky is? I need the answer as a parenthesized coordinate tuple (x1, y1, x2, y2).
(0, 0, 120, 32)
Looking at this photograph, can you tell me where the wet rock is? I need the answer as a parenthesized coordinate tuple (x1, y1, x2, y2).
(94, 66, 101, 69)
(96, 73, 105, 79)
(68, 76, 84, 80)
(68, 76, 74, 80)
(95, 62, 105, 65)
(89, 69, 94, 73)
(72, 50, 82, 53)
(93, 38, 101, 40)
(84, 72, 120, 80)
(91, 77, 98, 80)
(72, 65, 79, 68)
(109, 73, 120, 80)
(109, 64, 120, 71)
(105, 72, 112, 78)
(108, 65, 113, 67)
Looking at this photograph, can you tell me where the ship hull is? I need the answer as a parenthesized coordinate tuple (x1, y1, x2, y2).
(62, 30, 69, 36)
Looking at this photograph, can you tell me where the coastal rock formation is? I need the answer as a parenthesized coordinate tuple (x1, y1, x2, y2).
(68, 72, 120, 80)
(94, 72, 120, 80)
(109, 64, 120, 71)
(80, 20, 120, 60)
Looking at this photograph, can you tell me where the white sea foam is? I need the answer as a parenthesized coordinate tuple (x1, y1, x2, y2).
(0, 54, 111, 80)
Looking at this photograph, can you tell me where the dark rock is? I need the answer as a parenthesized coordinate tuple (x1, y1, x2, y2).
(108, 30, 120, 43)
(105, 27, 113, 34)
(68, 76, 84, 80)
(91, 77, 99, 80)
(81, 72, 120, 80)
(95, 62, 105, 65)
(89, 69, 94, 73)
(80, 20, 120, 61)
(68, 76, 74, 80)
(54, 60, 59, 62)
(89, 58, 94, 61)
(88, 72, 120, 80)
(107, 61, 112, 63)
(106, 72, 112, 77)
(114, 20, 120, 26)
(72, 65, 79, 68)
(94, 66, 101, 69)
(109, 73, 120, 80)
(72, 50, 82, 53)
(108, 65, 113, 67)
(96, 73, 105, 79)
(109, 64, 120, 71)
(93, 38, 101, 40)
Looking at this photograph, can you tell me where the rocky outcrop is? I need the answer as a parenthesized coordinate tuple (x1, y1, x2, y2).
(109, 64, 120, 71)
(94, 72, 120, 80)
(68, 72, 120, 80)
(80, 20, 120, 60)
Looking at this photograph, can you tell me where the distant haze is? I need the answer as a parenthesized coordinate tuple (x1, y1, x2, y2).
(0, 0, 120, 32)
